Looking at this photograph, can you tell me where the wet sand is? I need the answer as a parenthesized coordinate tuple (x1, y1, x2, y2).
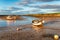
(0, 17, 60, 40)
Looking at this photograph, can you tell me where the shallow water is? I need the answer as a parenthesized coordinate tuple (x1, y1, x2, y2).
(0, 16, 39, 27)
(0, 16, 60, 28)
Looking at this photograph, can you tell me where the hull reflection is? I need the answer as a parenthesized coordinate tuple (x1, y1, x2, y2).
(32, 25, 44, 33)
(6, 20, 16, 26)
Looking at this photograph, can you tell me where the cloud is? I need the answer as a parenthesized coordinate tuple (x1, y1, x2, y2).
(0, 7, 41, 15)
(16, 0, 31, 6)
(0, 10, 11, 12)
(40, 9, 60, 13)
(16, 0, 60, 5)
(0, 7, 24, 15)
(40, 4, 60, 9)
(0, 7, 23, 12)
(12, 8, 41, 15)
(0, 0, 60, 15)
(0, 10, 12, 15)
(8, 7, 23, 11)
(14, 9, 60, 15)
(27, 4, 60, 9)
(0, 8, 60, 15)
(33, 0, 59, 2)
(51, 9, 60, 12)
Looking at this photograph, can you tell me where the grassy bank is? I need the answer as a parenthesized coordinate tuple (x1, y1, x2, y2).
(23, 13, 60, 17)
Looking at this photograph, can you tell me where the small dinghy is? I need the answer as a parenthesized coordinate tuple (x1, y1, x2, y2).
(6, 16, 16, 20)
(32, 19, 44, 26)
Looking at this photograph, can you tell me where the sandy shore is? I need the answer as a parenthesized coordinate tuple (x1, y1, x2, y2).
(0, 17, 60, 40)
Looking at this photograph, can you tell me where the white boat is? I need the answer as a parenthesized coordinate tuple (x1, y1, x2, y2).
(32, 19, 44, 26)
(6, 16, 16, 20)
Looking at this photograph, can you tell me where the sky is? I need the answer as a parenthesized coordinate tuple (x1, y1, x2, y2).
(0, 0, 60, 15)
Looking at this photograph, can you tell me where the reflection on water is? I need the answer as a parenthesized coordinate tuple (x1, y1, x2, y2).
(0, 16, 39, 27)
(6, 20, 16, 26)
(32, 25, 44, 33)
(0, 20, 7, 27)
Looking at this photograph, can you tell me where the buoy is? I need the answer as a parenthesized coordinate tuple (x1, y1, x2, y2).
(54, 34, 59, 40)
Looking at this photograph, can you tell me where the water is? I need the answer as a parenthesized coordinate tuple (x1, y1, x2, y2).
(0, 16, 39, 27)
(0, 16, 60, 30)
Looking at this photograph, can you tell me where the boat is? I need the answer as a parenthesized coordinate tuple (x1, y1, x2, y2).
(32, 19, 44, 26)
(6, 16, 16, 20)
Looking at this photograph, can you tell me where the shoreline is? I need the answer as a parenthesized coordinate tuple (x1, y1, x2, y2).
(0, 16, 60, 40)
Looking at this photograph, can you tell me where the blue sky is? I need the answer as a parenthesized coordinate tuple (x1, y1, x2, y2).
(0, 0, 60, 15)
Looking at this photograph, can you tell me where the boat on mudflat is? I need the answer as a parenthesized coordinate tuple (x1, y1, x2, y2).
(6, 16, 18, 20)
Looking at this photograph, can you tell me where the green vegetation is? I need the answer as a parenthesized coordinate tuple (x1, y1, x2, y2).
(24, 13, 60, 17)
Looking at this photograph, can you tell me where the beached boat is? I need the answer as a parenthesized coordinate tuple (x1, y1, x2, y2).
(6, 16, 16, 20)
(32, 19, 44, 26)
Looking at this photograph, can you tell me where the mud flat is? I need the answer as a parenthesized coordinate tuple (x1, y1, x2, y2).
(0, 17, 60, 40)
